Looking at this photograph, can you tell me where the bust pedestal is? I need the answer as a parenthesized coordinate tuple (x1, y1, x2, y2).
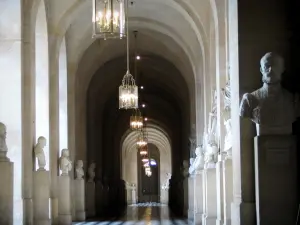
(254, 135, 297, 225)
(74, 179, 85, 221)
(193, 170, 205, 225)
(216, 156, 224, 225)
(58, 175, 72, 225)
(0, 158, 13, 225)
(222, 157, 233, 225)
(86, 181, 95, 217)
(131, 188, 136, 204)
(33, 169, 50, 225)
(188, 175, 195, 221)
(204, 167, 217, 225)
(161, 188, 169, 204)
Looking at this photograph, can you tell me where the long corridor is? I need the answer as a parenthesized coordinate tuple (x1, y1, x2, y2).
(73, 203, 189, 225)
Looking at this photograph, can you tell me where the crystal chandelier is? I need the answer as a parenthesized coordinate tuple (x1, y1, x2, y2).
(130, 109, 143, 130)
(136, 128, 147, 147)
(138, 145, 148, 156)
(118, 12, 138, 109)
(92, 0, 126, 39)
(145, 166, 152, 177)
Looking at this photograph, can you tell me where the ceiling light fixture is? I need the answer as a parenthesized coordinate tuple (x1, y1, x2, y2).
(92, 0, 126, 39)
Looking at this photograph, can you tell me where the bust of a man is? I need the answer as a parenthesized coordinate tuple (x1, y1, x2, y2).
(240, 52, 297, 135)
(75, 160, 84, 180)
(0, 122, 8, 161)
(59, 149, 72, 176)
(88, 163, 96, 182)
(189, 146, 204, 174)
(34, 136, 47, 170)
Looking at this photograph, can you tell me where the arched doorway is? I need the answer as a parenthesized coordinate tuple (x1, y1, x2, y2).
(138, 144, 160, 202)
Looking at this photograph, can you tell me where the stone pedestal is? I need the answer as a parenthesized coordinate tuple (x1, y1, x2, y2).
(58, 175, 72, 225)
(74, 179, 85, 221)
(254, 135, 298, 225)
(216, 156, 224, 225)
(161, 188, 169, 204)
(131, 188, 136, 204)
(0, 160, 13, 225)
(126, 188, 132, 204)
(193, 171, 205, 225)
(188, 175, 195, 220)
(33, 170, 50, 225)
(86, 181, 95, 217)
(183, 177, 188, 217)
(223, 158, 233, 225)
(204, 168, 217, 225)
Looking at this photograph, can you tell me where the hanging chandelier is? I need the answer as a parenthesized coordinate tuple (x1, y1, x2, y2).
(118, 5, 138, 109)
(145, 166, 152, 177)
(92, 0, 126, 39)
(138, 145, 148, 156)
(136, 128, 147, 147)
(130, 109, 143, 130)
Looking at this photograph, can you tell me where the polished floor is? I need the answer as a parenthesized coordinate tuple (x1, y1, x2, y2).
(73, 203, 189, 225)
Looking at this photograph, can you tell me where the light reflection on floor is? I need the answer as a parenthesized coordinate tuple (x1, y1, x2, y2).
(73, 203, 189, 225)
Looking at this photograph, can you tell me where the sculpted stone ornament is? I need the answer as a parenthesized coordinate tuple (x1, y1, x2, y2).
(204, 133, 218, 169)
(88, 163, 96, 182)
(34, 136, 47, 170)
(189, 146, 205, 174)
(240, 52, 297, 135)
(75, 160, 84, 180)
(161, 173, 172, 190)
(59, 149, 72, 176)
(222, 80, 232, 156)
(0, 122, 9, 161)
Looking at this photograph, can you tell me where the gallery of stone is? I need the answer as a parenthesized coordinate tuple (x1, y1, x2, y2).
(0, 0, 299, 225)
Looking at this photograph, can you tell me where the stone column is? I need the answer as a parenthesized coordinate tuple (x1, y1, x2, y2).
(33, 170, 50, 225)
(188, 175, 195, 221)
(223, 157, 233, 225)
(49, 37, 60, 224)
(193, 170, 205, 225)
(74, 179, 85, 221)
(204, 168, 218, 225)
(58, 175, 72, 225)
(86, 181, 95, 217)
(0, 157, 14, 225)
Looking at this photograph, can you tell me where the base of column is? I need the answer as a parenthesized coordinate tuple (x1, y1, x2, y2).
(231, 201, 256, 225)
(204, 216, 217, 225)
(76, 211, 86, 221)
(34, 219, 51, 225)
(23, 198, 33, 225)
(194, 212, 204, 225)
(188, 210, 194, 220)
(51, 198, 58, 224)
(58, 214, 72, 225)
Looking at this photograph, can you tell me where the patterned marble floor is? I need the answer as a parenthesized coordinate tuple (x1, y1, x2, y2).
(73, 203, 189, 225)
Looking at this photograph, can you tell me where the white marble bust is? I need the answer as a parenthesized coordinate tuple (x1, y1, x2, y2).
(240, 52, 297, 135)
(204, 133, 218, 169)
(34, 136, 47, 171)
(222, 80, 232, 155)
(88, 163, 96, 182)
(59, 149, 72, 176)
(162, 173, 171, 190)
(0, 122, 8, 161)
(189, 146, 204, 174)
(75, 160, 84, 180)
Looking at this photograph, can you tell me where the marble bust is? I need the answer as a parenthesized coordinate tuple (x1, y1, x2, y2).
(222, 80, 232, 154)
(162, 173, 171, 190)
(59, 149, 72, 176)
(240, 52, 297, 135)
(204, 133, 218, 169)
(0, 122, 8, 161)
(75, 160, 84, 180)
(189, 146, 204, 174)
(88, 163, 96, 182)
(34, 136, 47, 170)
